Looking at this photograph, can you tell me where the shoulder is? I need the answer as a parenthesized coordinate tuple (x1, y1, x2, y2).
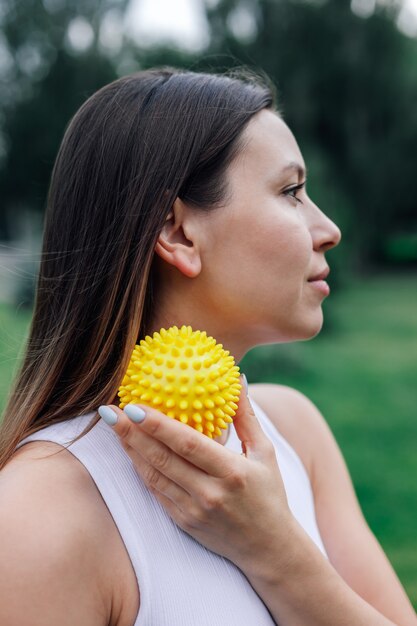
(247, 386, 417, 620)
(0, 442, 116, 625)
(248, 382, 334, 485)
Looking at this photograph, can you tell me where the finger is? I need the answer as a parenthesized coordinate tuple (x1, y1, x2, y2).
(127, 443, 193, 507)
(233, 375, 272, 458)
(100, 404, 210, 492)
(119, 411, 214, 495)
(148, 486, 192, 534)
(100, 402, 238, 479)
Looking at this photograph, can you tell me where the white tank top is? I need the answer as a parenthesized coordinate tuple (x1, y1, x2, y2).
(16, 395, 327, 625)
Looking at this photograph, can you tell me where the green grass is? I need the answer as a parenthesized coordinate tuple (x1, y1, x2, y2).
(241, 273, 417, 607)
(0, 302, 32, 411)
(1, 275, 417, 608)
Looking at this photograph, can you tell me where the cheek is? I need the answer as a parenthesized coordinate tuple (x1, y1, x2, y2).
(233, 222, 310, 312)
(262, 218, 312, 276)
(204, 207, 311, 300)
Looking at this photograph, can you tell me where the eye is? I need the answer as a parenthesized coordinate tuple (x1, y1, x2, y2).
(283, 182, 306, 204)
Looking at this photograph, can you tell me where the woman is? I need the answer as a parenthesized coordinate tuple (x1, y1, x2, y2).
(0, 67, 415, 625)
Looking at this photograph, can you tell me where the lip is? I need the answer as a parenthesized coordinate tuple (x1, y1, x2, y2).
(307, 267, 330, 296)
(309, 279, 330, 296)
(308, 267, 330, 282)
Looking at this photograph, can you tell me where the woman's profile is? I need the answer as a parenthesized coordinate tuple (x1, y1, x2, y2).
(0, 67, 415, 625)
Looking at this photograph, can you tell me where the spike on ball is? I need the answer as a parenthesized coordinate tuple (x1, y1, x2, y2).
(118, 325, 242, 438)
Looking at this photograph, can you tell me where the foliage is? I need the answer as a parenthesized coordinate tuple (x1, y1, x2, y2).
(0, 0, 125, 237)
(203, 0, 417, 268)
(1, 0, 417, 268)
(0, 302, 31, 406)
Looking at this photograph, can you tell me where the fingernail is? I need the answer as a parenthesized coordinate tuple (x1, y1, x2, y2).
(98, 405, 118, 426)
(124, 404, 146, 423)
(242, 373, 249, 396)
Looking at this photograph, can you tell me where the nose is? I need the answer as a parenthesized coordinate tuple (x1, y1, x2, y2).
(309, 202, 342, 252)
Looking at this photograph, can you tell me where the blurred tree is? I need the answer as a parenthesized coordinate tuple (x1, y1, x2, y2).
(1, 0, 417, 270)
(0, 0, 201, 241)
(203, 0, 417, 268)
(0, 0, 129, 238)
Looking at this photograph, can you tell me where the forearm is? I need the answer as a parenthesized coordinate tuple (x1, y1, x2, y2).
(242, 517, 405, 626)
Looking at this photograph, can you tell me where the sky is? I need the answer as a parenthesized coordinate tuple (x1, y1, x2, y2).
(123, 0, 210, 51)
(66, 0, 417, 54)
(121, 0, 417, 50)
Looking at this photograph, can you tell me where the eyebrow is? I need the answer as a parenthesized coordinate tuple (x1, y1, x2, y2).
(280, 161, 307, 180)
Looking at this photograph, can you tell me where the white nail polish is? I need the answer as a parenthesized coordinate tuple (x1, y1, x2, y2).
(124, 404, 146, 423)
(98, 405, 118, 426)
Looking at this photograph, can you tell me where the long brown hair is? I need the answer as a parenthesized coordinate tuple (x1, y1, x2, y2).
(0, 66, 275, 469)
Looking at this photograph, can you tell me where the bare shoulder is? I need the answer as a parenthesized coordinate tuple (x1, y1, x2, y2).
(0, 441, 138, 626)
(248, 384, 417, 621)
(248, 382, 331, 481)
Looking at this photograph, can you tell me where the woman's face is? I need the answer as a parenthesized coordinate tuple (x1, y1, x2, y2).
(196, 109, 341, 349)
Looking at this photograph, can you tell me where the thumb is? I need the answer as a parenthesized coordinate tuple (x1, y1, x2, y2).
(233, 374, 269, 458)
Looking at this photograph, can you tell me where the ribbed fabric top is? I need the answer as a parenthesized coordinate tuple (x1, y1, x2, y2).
(16, 395, 327, 625)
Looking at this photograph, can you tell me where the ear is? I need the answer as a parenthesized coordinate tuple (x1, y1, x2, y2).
(154, 197, 202, 278)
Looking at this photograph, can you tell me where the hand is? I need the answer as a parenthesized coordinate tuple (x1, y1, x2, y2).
(99, 375, 293, 577)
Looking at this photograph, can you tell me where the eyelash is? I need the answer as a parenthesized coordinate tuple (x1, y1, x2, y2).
(283, 182, 306, 204)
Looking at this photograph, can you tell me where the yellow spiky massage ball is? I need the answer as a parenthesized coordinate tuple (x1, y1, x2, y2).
(118, 325, 242, 438)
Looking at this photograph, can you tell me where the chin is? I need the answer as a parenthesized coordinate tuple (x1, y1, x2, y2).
(257, 309, 324, 345)
(292, 311, 324, 342)
(305, 313, 324, 339)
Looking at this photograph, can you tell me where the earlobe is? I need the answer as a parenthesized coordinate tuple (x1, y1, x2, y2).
(154, 199, 202, 278)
